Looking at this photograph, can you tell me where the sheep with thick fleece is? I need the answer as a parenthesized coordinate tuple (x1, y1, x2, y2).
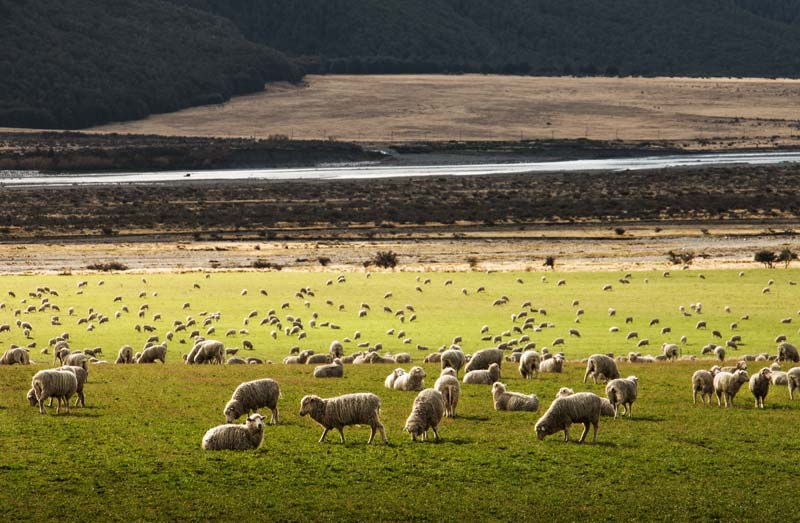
(539, 355, 564, 373)
(749, 368, 772, 409)
(393, 366, 426, 391)
(777, 342, 799, 362)
(224, 378, 280, 424)
(137, 344, 166, 364)
(713, 370, 749, 408)
(662, 343, 680, 361)
(692, 370, 715, 405)
(583, 354, 620, 384)
(605, 376, 638, 418)
(28, 369, 78, 415)
(403, 388, 446, 442)
(534, 392, 602, 443)
(63, 352, 88, 370)
(464, 347, 503, 373)
(57, 366, 88, 408)
(440, 349, 466, 375)
(434, 368, 460, 418)
(299, 393, 388, 444)
(518, 350, 540, 379)
(492, 382, 539, 412)
(202, 414, 266, 451)
(384, 368, 406, 389)
(115, 345, 134, 364)
(314, 359, 344, 378)
(788, 367, 800, 400)
(557, 387, 615, 417)
(463, 363, 500, 385)
(189, 340, 224, 364)
(0, 347, 30, 365)
(329, 340, 344, 359)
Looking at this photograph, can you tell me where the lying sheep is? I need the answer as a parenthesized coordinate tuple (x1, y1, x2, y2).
(306, 354, 332, 365)
(539, 354, 564, 373)
(713, 370, 749, 408)
(403, 388, 445, 442)
(384, 368, 406, 389)
(583, 354, 620, 384)
(299, 393, 388, 444)
(692, 370, 715, 406)
(749, 368, 772, 409)
(224, 378, 281, 424)
(788, 367, 800, 400)
(137, 344, 166, 364)
(492, 382, 539, 412)
(393, 366, 426, 391)
(0, 347, 30, 365)
(463, 362, 500, 385)
(115, 345, 134, 364)
(227, 357, 247, 364)
(464, 347, 503, 373)
(534, 392, 602, 443)
(605, 376, 638, 418)
(314, 359, 344, 378)
(518, 350, 540, 379)
(423, 353, 442, 364)
(434, 368, 460, 418)
(771, 370, 788, 386)
(202, 414, 266, 451)
(28, 369, 78, 415)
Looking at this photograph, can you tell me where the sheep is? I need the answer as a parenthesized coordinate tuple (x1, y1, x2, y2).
(463, 363, 500, 385)
(534, 392, 602, 443)
(224, 378, 281, 424)
(771, 371, 788, 386)
(492, 382, 539, 412)
(393, 366, 426, 391)
(329, 340, 344, 359)
(516, 349, 542, 380)
(28, 369, 78, 415)
(299, 393, 388, 444)
(720, 361, 747, 373)
(137, 344, 167, 364)
(57, 365, 88, 407)
(605, 376, 638, 418)
(714, 346, 726, 362)
(313, 358, 344, 378)
(583, 354, 620, 384)
(440, 349, 466, 375)
(384, 368, 406, 389)
(692, 370, 715, 405)
(202, 414, 266, 451)
(227, 357, 247, 364)
(394, 353, 412, 364)
(662, 343, 680, 361)
(189, 340, 225, 364)
(63, 352, 88, 370)
(0, 347, 30, 365)
(539, 354, 564, 373)
(403, 388, 446, 442)
(464, 347, 503, 373)
(424, 353, 442, 364)
(749, 368, 773, 409)
(713, 370, 749, 408)
(114, 345, 134, 364)
(434, 368, 460, 418)
(306, 354, 332, 365)
(777, 342, 799, 362)
(788, 367, 800, 400)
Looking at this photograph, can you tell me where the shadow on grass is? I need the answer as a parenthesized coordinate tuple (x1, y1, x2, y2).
(452, 414, 490, 422)
(626, 416, 666, 422)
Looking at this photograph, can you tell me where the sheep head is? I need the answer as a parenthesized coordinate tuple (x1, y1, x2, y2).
(246, 413, 265, 431)
(299, 395, 322, 417)
(224, 399, 244, 423)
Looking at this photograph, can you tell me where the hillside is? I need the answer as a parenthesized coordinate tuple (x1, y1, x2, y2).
(0, 0, 301, 129)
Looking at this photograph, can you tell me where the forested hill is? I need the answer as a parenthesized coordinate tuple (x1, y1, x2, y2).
(178, 0, 800, 77)
(0, 0, 301, 129)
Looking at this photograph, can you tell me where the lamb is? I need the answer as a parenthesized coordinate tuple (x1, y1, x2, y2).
(189, 340, 224, 364)
(605, 376, 638, 418)
(534, 392, 602, 443)
(788, 367, 800, 400)
(518, 350, 540, 379)
(224, 378, 281, 424)
(434, 368, 460, 418)
(393, 366, 426, 391)
(464, 347, 503, 373)
(314, 359, 344, 378)
(713, 370, 749, 408)
(202, 414, 266, 451)
(115, 345, 134, 364)
(0, 347, 30, 365)
(441, 348, 466, 375)
(137, 343, 167, 363)
(539, 354, 564, 373)
(463, 362, 500, 385)
(299, 393, 388, 444)
(662, 343, 680, 361)
(777, 342, 799, 362)
(583, 354, 620, 384)
(749, 368, 772, 409)
(402, 387, 443, 442)
(28, 369, 78, 415)
(492, 382, 539, 412)
(692, 370, 715, 405)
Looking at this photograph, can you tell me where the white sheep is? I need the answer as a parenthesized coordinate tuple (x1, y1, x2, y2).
(384, 368, 406, 389)
(224, 378, 281, 424)
(440, 349, 466, 376)
(463, 363, 500, 385)
(136, 344, 166, 364)
(713, 370, 749, 408)
(403, 388, 446, 442)
(539, 354, 564, 373)
(692, 370, 715, 406)
(28, 369, 78, 415)
(583, 354, 619, 384)
(492, 382, 539, 412)
(749, 368, 772, 409)
(788, 367, 800, 400)
(518, 350, 540, 379)
(434, 368, 460, 418)
(115, 345, 134, 364)
(534, 392, 602, 444)
(605, 376, 638, 418)
(393, 366, 426, 391)
(202, 414, 266, 451)
(314, 359, 344, 378)
(0, 347, 30, 365)
(299, 393, 388, 444)
(464, 347, 503, 373)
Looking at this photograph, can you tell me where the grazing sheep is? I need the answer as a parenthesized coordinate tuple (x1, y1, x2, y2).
(299, 393, 388, 444)
(518, 350, 540, 379)
(384, 368, 406, 389)
(539, 354, 564, 373)
(224, 378, 281, 424)
(714, 346, 726, 362)
(227, 357, 247, 364)
(403, 388, 446, 442)
(788, 367, 800, 400)
(424, 353, 442, 364)
(189, 340, 224, 364)
(28, 369, 78, 415)
(63, 352, 88, 370)
(464, 347, 503, 373)
(777, 342, 799, 362)
(314, 359, 344, 378)
(137, 344, 167, 364)
(440, 349, 466, 375)
(329, 340, 344, 359)
(749, 368, 773, 409)
(692, 370, 715, 405)
(662, 343, 680, 361)
(57, 365, 88, 407)
(434, 368, 460, 418)
(605, 376, 638, 418)
(583, 354, 620, 384)
(463, 363, 500, 385)
(492, 382, 539, 412)
(393, 366, 426, 391)
(0, 347, 30, 365)
(202, 414, 266, 451)
(713, 370, 749, 408)
(534, 392, 602, 443)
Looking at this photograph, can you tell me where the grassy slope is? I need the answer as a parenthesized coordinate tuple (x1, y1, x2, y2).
(0, 268, 799, 522)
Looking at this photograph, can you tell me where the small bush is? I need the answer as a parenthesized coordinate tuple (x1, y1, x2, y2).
(372, 250, 398, 269)
(544, 256, 556, 270)
(252, 259, 283, 270)
(754, 250, 776, 268)
(86, 262, 128, 271)
(614, 227, 626, 236)
(667, 250, 696, 265)
(777, 248, 797, 268)
(466, 256, 479, 270)
(318, 256, 332, 267)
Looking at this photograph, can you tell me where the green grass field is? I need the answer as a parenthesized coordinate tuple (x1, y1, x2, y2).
(1, 268, 799, 522)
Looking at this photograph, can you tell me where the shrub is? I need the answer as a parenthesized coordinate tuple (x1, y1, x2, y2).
(614, 227, 626, 235)
(754, 250, 776, 268)
(318, 256, 332, 267)
(667, 250, 696, 265)
(252, 259, 283, 270)
(777, 248, 797, 268)
(86, 262, 128, 271)
(543, 256, 556, 270)
(466, 256, 479, 270)
(372, 250, 398, 269)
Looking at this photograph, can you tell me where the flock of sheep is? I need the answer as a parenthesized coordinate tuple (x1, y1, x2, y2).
(2, 270, 800, 449)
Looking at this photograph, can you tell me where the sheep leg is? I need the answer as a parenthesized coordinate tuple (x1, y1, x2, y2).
(48, 397, 54, 408)
(337, 428, 346, 444)
(64, 396, 71, 414)
(38, 393, 47, 414)
(613, 404, 619, 419)
(578, 422, 590, 443)
(270, 407, 278, 425)
(582, 366, 591, 384)
(715, 392, 722, 407)
(591, 422, 598, 444)
(692, 390, 697, 405)
(563, 427, 570, 442)
(431, 426, 441, 442)
(377, 422, 388, 444)
(318, 428, 329, 443)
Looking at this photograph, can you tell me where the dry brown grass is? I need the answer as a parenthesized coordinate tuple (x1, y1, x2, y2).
(90, 75, 800, 146)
